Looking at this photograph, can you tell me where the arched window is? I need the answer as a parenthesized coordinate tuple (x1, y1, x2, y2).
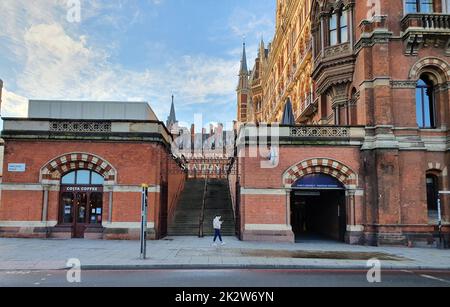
(416, 74, 436, 128)
(61, 170, 104, 185)
(426, 174, 439, 220)
(405, 0, 434, 13)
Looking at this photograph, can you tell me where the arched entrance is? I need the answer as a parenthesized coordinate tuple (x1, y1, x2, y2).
(40, 152, 117, 239)
(283, 158, 359, 243)
(290, 174, 346, 242)
(60, 170, 104, 238)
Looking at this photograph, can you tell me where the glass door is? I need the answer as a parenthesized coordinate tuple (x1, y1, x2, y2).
(74, 192, 88, 238)
(61, 193, 75, 224)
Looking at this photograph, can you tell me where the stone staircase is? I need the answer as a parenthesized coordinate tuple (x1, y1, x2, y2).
(202, 179, 235, 236)
(168, 179, 205, 236)
(168, 178, 235, 237)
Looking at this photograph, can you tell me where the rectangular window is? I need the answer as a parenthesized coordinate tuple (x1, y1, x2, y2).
(405, 0, 434, 13)
(329, 13, 338, 46)
(420, 0, 434, 12)
(405, 0, 419, 13)
(340, 10, 348, 43)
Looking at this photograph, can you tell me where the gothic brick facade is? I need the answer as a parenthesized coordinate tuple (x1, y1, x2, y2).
(234, 0, 450, 246)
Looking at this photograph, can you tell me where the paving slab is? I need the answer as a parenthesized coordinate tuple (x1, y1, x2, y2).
(0, 236, 449, 271)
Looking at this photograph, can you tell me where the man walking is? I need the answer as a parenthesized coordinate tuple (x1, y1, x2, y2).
(213, 215, 225, 246)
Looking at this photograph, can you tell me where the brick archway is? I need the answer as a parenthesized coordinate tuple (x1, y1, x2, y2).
(40, 152, 117, 185)
(409, 57, 450, 82)
(283, 158, 358, 189)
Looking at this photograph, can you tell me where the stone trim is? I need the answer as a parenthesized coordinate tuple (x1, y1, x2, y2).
(427, 163, 448, 177)
(409, 57, 450, 81)
(347, 225, 364, 232)
(241, 188, 287, 195)
(0, 184, 60, 191)
(244, 224, 292, 231)
(390, 80, 417, 89)
(102, 222, 155, 229)
(0, 183, 161, 193)
(290, 126, 350, 138)
(40, 152, 117, 183)
(50, 121, 111, 133)
(109, 185, 160, 193)
(359, 77, 390, 90)
(0, 221, 58, 227)
(282, 158, 358, 188)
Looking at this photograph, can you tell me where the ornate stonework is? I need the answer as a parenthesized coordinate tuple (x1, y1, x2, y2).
(50, 121, 112, 133)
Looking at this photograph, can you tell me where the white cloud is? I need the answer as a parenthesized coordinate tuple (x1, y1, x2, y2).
(2, 87, 28, 118)
(229, 9, 274, 41)
(0, 0, 240, 121)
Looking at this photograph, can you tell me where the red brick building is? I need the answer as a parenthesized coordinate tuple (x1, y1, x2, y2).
(0, 100, 185, 240)
(233, 0, 450, 246)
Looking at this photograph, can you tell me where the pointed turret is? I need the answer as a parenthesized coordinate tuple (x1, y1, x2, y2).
(239, 42, 248, 74)
(258, 37, 264, 57)
(166, 95, 178, 129)
(237, 42, 250, 123)
(237, 42, 249, 91)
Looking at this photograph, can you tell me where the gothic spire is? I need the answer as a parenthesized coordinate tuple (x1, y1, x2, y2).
(167, 94, 177, 128)
(239, 42, 248, 75)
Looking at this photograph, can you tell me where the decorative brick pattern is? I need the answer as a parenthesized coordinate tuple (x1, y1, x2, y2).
(40, 152, 117, 183)
(409, 57, 450, 81)
(283, 158, 358, 188)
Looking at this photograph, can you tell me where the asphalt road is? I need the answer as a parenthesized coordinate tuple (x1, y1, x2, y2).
(1, 269, 450, 287)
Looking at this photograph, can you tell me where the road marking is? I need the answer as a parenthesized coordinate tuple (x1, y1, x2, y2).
(420, 274, 450, 284)
(6, 271, 31, 275)
(400, 270, 413, 274)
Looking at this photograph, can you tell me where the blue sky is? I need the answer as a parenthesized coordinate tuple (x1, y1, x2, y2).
(0, 0, 276, 128)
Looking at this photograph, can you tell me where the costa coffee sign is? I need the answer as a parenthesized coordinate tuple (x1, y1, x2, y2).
(61, 186, 103, 193)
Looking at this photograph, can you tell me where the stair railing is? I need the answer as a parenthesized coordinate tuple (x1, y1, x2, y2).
(198, 175, 209, 238)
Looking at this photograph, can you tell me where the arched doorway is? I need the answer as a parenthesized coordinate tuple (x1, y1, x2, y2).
(59, 170, 105, 238)
(290, 173, 346, 242)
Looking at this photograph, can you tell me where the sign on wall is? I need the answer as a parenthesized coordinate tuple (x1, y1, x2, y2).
(8, 163, 26, 172)
(61, 186, 103, 193)
(292, 173, 344, 190)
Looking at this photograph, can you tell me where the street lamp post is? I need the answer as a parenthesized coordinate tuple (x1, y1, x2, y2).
(140, 184, 149, 259)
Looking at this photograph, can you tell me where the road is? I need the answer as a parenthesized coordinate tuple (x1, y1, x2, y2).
(1, 269, 450, 287)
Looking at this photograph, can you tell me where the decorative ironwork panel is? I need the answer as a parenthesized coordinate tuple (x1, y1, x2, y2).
(290, 127, 350, 138)
(50, 121, 112, 133)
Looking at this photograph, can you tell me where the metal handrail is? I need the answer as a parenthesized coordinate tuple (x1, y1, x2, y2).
(198, 176, 208, 238)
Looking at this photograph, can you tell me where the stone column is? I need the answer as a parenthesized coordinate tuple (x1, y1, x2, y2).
(42, 185, 50, 224)
(285, 188, 292, 227)
(348, 4, 354, 49)
(103, 185, 114, 224)
(346, 190, 356, 226)
(320, 17, 325, 56)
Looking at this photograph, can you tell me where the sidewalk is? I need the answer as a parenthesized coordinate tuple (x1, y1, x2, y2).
(0, 236, 449, 271)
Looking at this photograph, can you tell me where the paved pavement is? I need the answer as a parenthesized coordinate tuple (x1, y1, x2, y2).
(2, 269, 450, 287)
(0, 236, 449, 271)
